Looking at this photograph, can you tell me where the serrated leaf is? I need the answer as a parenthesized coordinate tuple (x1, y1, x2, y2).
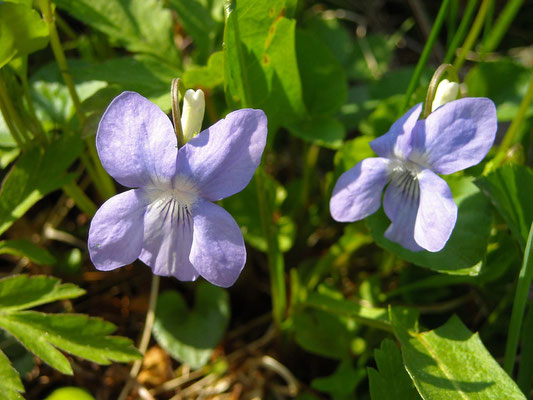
(0, 2, 48, 69)
(0, 311, 141, 374)
(0, 134, 82, 235)
(153, 284, 230, 369)
(52, 0, 180, 66)
(390, 309, 527, 400)
(0, 240, 56, 265)
(368, 339, 420, 400)
(476, 164, 533, 249)
(368, 176, 492, 275)
(0, 275, 85, 312)
(0, 347, 24, 399)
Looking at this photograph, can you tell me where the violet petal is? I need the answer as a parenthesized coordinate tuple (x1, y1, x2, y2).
(138, 197, 199, 281)
(370, 103, 422, 159)
(413, 169, 457, 252)
(96, 91, 178, 188)
(176, 109, 267, 201)
(88, 189, 146, 270)
(190, 199, 246, 288)
(409, 98, 497, 174)
(330, 157, 391, 222)
(382, 174, 423, 251)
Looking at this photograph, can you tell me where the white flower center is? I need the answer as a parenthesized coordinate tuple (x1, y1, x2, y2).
(144, 177, 199, 218)
(388, 160, 421, 202)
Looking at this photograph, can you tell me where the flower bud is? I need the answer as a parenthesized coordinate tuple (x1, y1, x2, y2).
(181, 89, 205, 143)
(431, 79, 459, 112)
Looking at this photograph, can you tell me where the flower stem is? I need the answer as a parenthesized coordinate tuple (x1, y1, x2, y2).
(256, 169, 286, 328)
(403, 0, 450, 110)
(452, 0, 491, 71)
(422, 63, 459, 118)
(117, 274, 160, 400)
(504, 222, 533, 375)
(171, 78, 185, 147)
(0, 73, 31, 147)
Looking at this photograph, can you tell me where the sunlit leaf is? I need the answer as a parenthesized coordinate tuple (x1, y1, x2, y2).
(391, 309, 527, 400)
(0, 311, 141, 375)
(0, 2, 48, 69)
(476, 164, 533, 249)
(0, 240, 56, 266)
(0, 348, 24, 400)
(368, 339, 420, 400)
(0, 134, 82, 235)
(52, 0, 180, 66)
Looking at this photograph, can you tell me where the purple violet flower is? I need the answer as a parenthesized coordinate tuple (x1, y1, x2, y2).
(88, 91, 267, 287)
(330, 98, 497, 252)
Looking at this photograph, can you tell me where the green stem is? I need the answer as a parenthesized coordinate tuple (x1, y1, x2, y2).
(256, 169, 286, 328)
(40, 0, 116, 199)
(39, 0, 85, 125)
(453, 0, 491, 71)
(447, 0, 459, 46)
(422, 63, 459, 118)
(485, 74, 533, 172)
(444, 0, 478, 64)
(403, 0, 451, 110)
(0, 94, 25, 149)
(62, 181, 97, 216)
(225, 2, 286, 327)
(504, 222, 533, 375)
(21, 75, 48, 145)
(517, 301, 533, 394)
(0, 74, 31, 145)
(117, 274, 160, 400)
(296, 143, 319, 219)
(482, 0, 524, 53)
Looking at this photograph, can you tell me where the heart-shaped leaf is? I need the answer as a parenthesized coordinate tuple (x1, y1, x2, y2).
(152, 284, 230, 369)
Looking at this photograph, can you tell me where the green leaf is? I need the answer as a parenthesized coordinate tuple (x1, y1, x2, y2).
(0, 134, 82, 235)
(224, 0, 306, 130)
(368, 339, 420, 400)
(44, 387, 95, 400)
(0, 311, 141, 375)
(292, 307, 356, 360)
(0, 240, 56, 265)
(0, 2, 48, 69)
(168, 0, 221, 62)
(153, 284, 230, 369)
(368, 176, 492, 275)
(466, 59, 533, 121)
(183, 51, 225, 89)
(52, 0, 180, 66)
(0, 348, 24, 400)
(476, 164, 533, 249)
(311, 360, 364, 399)
(223, 174, 295, 253)
(303, 291, 390, 332)
(286, 116, 345, 149)
(0, 275, 85, 312)
(391, 310, 527, 400)
(295, 29, 347, 116)
(32, 56, 179, 115)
